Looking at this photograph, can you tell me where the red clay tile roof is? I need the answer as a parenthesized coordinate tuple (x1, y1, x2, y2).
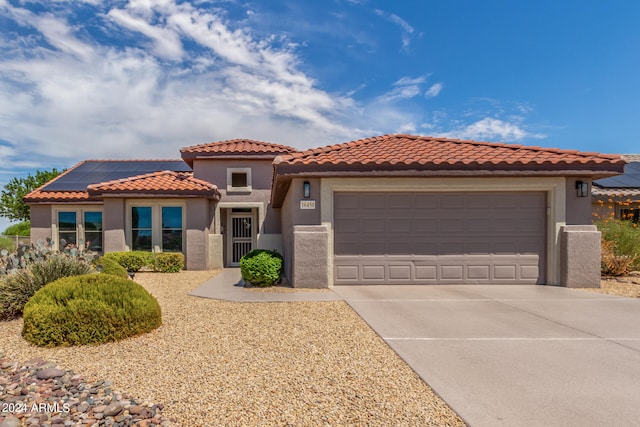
(87, 171, 220, 198)
(275, 134, 625, 168)
(180, 139, 297, 155)
(23, 190, 94, 203)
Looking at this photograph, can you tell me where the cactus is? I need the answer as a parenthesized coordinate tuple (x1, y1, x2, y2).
(0, 239, 97, 276)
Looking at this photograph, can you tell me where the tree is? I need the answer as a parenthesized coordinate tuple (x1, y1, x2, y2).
(0, 169, 62, 222)
(3, 221, 31, 236)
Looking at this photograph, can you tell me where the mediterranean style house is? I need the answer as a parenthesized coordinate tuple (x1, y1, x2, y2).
(592, 154, 640, 223)
(25, 134, 625, 288)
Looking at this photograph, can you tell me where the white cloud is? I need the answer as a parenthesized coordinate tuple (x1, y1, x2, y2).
(0, 0, 369, 173)
(107, 8, 184, 59)
(425, 82, 443, 98)
(376, 74, 430, 103)
(374, 9, 414, 50)
(440, 118, 538, 142)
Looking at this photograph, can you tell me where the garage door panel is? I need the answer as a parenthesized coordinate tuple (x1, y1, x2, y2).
(334, 192, 546, 285)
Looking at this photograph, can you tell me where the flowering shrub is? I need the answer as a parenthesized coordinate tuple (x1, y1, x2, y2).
(594, 196, 640, 275)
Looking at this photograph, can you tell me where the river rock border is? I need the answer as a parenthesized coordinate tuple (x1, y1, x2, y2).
(0, 355, 173, 427)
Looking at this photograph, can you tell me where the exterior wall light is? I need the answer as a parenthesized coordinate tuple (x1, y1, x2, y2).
(576, 180, 589, 198)
(303, 181, 311, 199)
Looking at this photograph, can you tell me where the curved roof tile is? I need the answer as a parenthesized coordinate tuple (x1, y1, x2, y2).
(180, 138, 297, 155)
(274, 134, 624, 167)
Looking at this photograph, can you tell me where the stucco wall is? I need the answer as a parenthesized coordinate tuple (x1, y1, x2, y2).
(185, 198, 210, 270)
(565, 178, 593, 225)
(192, 158, 280, 234)
(29, 205, 52, 244)
(103, 198, 126, 252)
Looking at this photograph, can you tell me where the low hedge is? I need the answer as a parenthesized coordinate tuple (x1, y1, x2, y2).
(102, 251, 184, 273)
(152, 252, 184, 273)
(102, 251, 153, 272)
(22, 274, 162, 346)
(240, 249, 283, 287)
(0, 255, 94, 320)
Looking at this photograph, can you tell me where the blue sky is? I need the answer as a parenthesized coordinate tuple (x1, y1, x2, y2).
(1, 0, 639, 231)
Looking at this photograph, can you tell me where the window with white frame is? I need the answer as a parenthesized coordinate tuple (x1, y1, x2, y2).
(129, 203, 184, 252)
(56, 209, 103, 252)
(226, 167, 252, 193)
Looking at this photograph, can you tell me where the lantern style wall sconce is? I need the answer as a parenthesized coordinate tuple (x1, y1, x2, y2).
(303, 181, 311, 198)
(576, 180, 589, 198)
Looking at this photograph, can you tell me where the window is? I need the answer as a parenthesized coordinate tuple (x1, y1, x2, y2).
(58, 212, 77, 248)
(162, 207, 183, 252)
(226, 168, 252, 192)
(56, 209, 103, 251)
(84, 212, 103, 252)
(129, 204, 184, 252)
(619, 207, 639, 224)
(132, 207, 152, 251)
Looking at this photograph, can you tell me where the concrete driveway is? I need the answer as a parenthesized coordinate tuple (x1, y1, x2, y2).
(333, 285, 640, 427)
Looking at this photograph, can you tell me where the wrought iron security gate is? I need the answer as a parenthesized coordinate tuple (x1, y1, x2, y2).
(230, 213, 254, 265)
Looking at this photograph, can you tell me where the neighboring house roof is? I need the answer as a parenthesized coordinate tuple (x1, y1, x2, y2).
(180, 138, 297, 166)
(87, 170, 220, 199)
(272, 134, 626, 207)
(24, 160, 196, 203)
(593, 155, 640, 198)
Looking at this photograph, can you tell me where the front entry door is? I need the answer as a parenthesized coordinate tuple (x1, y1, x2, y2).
(229, 212, 254, 266)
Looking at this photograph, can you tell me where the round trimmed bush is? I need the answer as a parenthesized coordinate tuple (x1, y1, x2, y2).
(94, 256, 129, 278)
(22, 274, 162, 347)
(240, 249, 283, 287)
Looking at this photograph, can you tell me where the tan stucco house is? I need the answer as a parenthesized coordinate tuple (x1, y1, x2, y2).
(25, 134, 625, 288)
(592, 154, 640, 223)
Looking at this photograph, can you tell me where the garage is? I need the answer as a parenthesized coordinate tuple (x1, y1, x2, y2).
(333, 191, 547, 285)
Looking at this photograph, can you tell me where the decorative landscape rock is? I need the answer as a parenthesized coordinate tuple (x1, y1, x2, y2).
(0, 356, 173, 426)
(36, 367, 65, 380)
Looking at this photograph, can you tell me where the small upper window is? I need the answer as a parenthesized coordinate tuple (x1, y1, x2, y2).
(227, 168, 252, 193)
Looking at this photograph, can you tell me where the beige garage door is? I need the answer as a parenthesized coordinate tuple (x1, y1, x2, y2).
(334, 192, 546, 285)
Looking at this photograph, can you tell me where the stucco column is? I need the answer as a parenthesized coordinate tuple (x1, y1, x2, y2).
(560, 225, 601, 288)
(292, 224, 329, 288)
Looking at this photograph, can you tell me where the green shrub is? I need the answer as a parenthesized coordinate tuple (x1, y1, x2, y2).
(94, 256, 129, 278)
(152, 252, 184, 273)
(597, 220, 640, 272)
(22, 274, 162, 346)
(102, 251, 153, 272)
(0, 237, 14, 252)
(3, 221, 30, 237)
(0, 255, 94, 320)
(240, 249, 283, 287)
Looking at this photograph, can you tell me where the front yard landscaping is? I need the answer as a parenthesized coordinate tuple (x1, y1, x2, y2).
(0, 271, 464, 426)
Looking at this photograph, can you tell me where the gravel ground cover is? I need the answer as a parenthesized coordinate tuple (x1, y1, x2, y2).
(0, 271, 464, 426)
(581, 272, 640, 298)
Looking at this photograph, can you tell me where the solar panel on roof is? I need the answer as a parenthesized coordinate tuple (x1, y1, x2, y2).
(42, 161, 191, 192)
(594, 162, 640, 189)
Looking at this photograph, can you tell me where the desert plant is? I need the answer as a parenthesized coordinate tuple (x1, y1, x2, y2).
(22, 274, 162, 347)
(240, 249, 283, 287)
(596, 219, 640, 272)
(152, 252, 184, 273)
(601, 239, 637, 276)
(0, 239, 96, 276)
(102, 251, 154, 272)
(0, 255, 94, 320)
(94, 256, 129, 278)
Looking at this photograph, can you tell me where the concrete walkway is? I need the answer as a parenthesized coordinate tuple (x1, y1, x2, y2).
(333, 284, 640, 427)
(188, 268, 341, 302)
